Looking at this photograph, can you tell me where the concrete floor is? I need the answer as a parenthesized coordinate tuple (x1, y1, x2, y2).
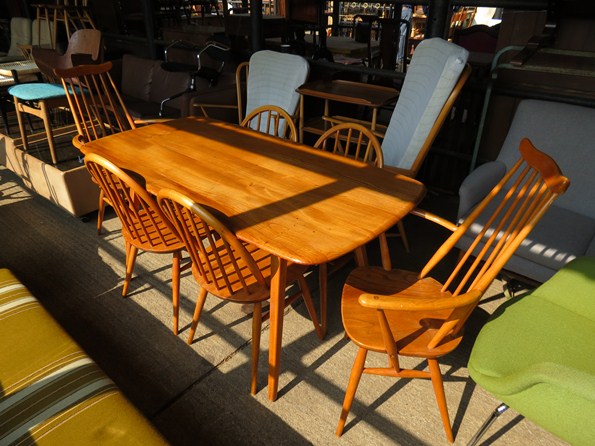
(0, 164, 567, 445)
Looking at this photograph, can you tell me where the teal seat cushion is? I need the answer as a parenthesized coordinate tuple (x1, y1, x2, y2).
(8, 82, 66, 101)
(468, 257, 595, 445)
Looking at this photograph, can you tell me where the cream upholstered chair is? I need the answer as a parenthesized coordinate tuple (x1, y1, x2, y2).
(381, 37, 470, 176)
(192, 50, 309, 128)
(0, 17, 31, 62)
(239, 50, 310, 125)
(381, 37, 471, 251)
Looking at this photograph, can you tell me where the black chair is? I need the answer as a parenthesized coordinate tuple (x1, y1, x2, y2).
(159, 38, 231, 117)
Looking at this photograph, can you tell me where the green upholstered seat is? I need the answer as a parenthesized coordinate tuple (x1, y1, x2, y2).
(0, 269, 168, 445)
(468, 257, 595, 445)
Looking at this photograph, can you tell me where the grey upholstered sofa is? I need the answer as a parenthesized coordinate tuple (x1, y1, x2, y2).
(457, 99, 595, 283)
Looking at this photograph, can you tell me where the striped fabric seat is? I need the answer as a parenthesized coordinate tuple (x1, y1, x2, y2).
(0, 269, 168, 445)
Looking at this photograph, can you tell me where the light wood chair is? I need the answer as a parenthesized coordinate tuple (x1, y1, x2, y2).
(157, 188, 323, 394)
(55, 61, 136, 235)
(312, 122, 389, 338)
(240, 104, 298, 142)
(336, 138, 570, 443)
(84, 153, 189, 335)
(314, 122, 384, 166)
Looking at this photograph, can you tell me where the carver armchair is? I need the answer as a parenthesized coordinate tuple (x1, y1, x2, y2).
(336, 138, 570, 442)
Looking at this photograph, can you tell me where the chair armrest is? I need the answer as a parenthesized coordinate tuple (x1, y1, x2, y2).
(359, 289, 481, 311)
(410, 208, 458, 232)
(457, 161, 507, 219)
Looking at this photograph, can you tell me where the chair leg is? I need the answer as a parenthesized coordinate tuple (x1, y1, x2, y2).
(466, 403, 509, 446)
(187, 287, 208, 344)
(336, 347, 368, 436)
(397, 220, 410, 253)
(122, 242, 138, 297)
(97, 191, 106, 235)
(298, 275, 324, 339)
(250, 302, 262, 395)
(428, 358, 454, 443)
(378, 232, 392, 271)
(171, 250, 181, 336)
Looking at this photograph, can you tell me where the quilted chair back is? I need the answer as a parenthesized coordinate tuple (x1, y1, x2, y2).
(381, 38, 469, 173)
(244, 50, 309, 123)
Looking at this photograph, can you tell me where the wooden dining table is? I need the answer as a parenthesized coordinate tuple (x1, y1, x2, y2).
(79, 116, 426, 401)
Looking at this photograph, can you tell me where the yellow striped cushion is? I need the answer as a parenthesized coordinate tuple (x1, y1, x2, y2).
(0, 269, 169, 445)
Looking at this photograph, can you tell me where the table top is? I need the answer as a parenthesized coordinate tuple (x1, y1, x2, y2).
(80, 117, 425, 265)
(297, 79, 399, 107)
(0, 60, 39, 77)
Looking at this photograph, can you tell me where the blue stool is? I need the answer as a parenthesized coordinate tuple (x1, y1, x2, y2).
(8, 82, 68, 164)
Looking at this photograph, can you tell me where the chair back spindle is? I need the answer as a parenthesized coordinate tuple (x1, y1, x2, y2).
(314, 122, 384, 167)
(55, 61, 136, 148)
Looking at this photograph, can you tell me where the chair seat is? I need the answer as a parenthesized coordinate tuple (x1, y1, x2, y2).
(8, 82, 66, 101)
(342, 266, 464, 358)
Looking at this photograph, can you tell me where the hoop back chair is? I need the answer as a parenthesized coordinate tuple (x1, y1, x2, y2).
(240, 104, 298, 142)
(312, 122, 387, 337)
(157, 188, 323, 394)
(84, 153, 188, 335)
(336, 138, 570, 442)
(55, 61, 136, 234)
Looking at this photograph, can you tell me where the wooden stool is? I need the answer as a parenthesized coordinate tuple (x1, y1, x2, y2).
(8, 82, 69, 164)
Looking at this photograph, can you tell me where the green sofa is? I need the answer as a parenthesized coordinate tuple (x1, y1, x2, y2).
(0, 269, 168, 445)
(468, 256, 595, 445)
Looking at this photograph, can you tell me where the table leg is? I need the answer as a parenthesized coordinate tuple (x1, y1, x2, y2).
(268, 255, 288, 401)
(371, 108, 378, 133)
(299, 95, 305, 143)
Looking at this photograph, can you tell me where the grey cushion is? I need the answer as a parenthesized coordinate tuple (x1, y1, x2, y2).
(497, 100, 595, 220)
(459, 195, 595, 279)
